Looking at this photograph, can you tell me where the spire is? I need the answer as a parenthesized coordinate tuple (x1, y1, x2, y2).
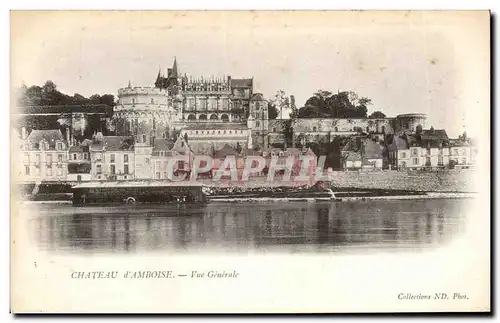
(172, 57, 178, 78)
(128, 80, 132, 88)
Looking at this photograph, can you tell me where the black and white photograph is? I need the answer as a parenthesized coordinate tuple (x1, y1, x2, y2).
(9, 10, 490, 313)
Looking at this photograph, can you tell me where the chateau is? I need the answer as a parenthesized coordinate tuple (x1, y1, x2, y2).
(112, 58, 269, 153)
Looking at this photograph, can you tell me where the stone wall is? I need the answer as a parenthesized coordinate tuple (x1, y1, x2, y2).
(329, 169, 477, 192)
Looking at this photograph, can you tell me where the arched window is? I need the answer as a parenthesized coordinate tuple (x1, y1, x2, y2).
(221, 114, 229, 122)
(335, 127, 338, 132)
(151, 98, 155, 104)
(187, 114, 196, 121)
(199, 114, 207, 120)
(210, 114, 218, 120)
(132, 98, 135, 105)
(313, 126, 317, 132)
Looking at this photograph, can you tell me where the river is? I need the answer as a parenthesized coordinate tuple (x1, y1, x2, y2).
(17, 198, 470, 254)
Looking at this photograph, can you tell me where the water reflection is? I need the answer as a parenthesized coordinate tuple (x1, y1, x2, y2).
(25, 199, 467, 254)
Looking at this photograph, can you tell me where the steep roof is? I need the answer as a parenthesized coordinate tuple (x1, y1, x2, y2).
(363, 139, 384, 159)
(242, 148, 261, 156)
(25, 130, 65, 149)
(387, 136, 408, 152)
(215, 144, 239, 159)
(250, 93, 265, 101)
(420, 129, 449, 148)
(449, 138, 472, 147)
(153, 138, 175, 151)
(91, 136, 134, 151)
(230, 78, 253, 88)
(344, 151, 362, 162)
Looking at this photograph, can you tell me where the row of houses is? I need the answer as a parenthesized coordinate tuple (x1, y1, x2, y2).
(341, 128, 476, 170)
(13, 128, 318, 183)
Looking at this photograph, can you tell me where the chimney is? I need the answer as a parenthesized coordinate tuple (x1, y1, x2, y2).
(21, 127, 27, 140)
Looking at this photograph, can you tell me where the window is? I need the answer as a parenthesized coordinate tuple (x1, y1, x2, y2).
(313, 126, 317, 132)
(57, 165, 63, 176)
(77, 175, 82, 182)
(124, 165, 129, 174)
(36, 154, 40, 164)
(124, 154, 128, 163)
(461, 158, 467, 164)
(412, 157, 419, 165)
(401, 152, 406, 158)
(426, 148, 431, 155)
(110, 154, 115, 163)
(46, 166, 52, 176)
(145, 158, 150, 164)
(273, 128, 277, 132)
(96, 164, 102, 174)
(366, 127, 369, 132)
(132, 98, 135, 105)
(142, 134, 147, 143)
(83, 153, 88, 159)
(454, 149, 459, 156)
(335, 127, 338, 132)
(57, 143, 63, 150)
(46, 154, 52, 163)
(411, 148, 418, 156)
(160, 151, 164, 157)
(58, 154, 63, 162)
(95, 153, 102, 161)
(124, 176, 127, 180)
(426, 157, 431, 166)
(438, 156, 444, 166)
(151, 98, 155, 104)
(23, 153, 29, 163)
(110, 165, 115, 174)
(178, 161, 185, 170)
(256, 121, 260, 127)
(25, 166, 30, 175)
(73, 153, 77, 160)
(156, 172, 160, 179)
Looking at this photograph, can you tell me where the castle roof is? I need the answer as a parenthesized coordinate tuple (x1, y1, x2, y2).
(250, 93, 265, 101)
(231, 78, 253, 88)
(25, 129, 65, 149)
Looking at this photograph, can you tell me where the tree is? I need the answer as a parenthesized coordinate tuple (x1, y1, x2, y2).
(297, 90, 372, 119)
(369, 111, 386, 119)
(268, 103, 279, 119)
(269, 90, 290, 119)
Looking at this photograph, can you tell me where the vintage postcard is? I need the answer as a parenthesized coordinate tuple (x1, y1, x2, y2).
(10, 10, 490, 313)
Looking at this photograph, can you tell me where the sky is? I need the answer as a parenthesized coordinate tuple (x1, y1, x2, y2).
(11, 11, 490, 138)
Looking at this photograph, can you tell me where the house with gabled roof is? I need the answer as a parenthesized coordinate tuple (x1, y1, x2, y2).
(90, 133, 135, 181)
(151, 135, 194, 180)
(20, 129, 69, 182)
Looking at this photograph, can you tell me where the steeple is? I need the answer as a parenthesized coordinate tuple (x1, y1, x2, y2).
(128, 80, 132, 88)
(172, 57, 178, 78)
